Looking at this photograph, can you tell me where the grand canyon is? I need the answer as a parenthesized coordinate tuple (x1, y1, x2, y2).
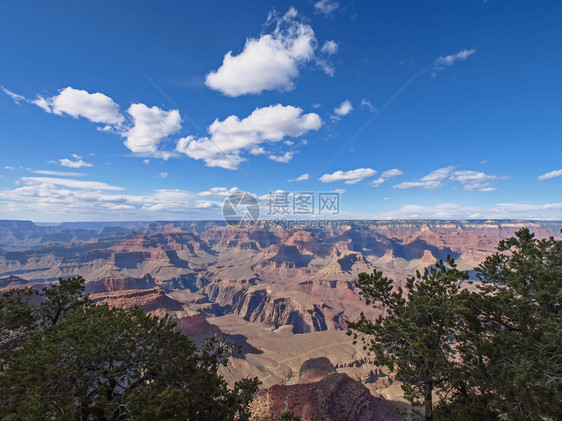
(1, 219, 560, 418)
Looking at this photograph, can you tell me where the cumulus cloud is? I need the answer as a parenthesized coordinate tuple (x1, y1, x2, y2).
(314, 0, 339, 15)
(538, 169, 562, 181)
(394, 166, 454, 189)
(268, 151, 295, 163)
(6, 86, 182, 159)
(320, 168, 376, 184)
(333, 100, 353, 117)
(30, 87, 124, 125)
(205, 8, 335, 96)
(433, 49, 476, 75)
(176, 104, 321, 169)
(158, 172, 169, 179)
(58, 155, 93, 168)
(21, 177, 124, 191)
(122, 103, 181, 158)
(449, 170, 499, 191)
(288, 173, 309, 182)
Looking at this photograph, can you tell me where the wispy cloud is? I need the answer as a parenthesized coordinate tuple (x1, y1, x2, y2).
(1, 86, 25, 104)
(538, 169, 562, 181)
(360, 98, 375, 112)
(268, 151, 295, 163)
(31, 170, 85, 177)
(432, 49, 476, 75)
(314, 0, 339, 16)
(288, 173, 309, 182)
(449, 170, 499, 191)
(21, 177, 124, 191)
(368, 168, 404, 187)
(378, 202, 562, 220)
(394, 167, 501, 191)
(58, 155, 93, 168)
(394, 166, 454, 189)
(321, 40, 338, 55)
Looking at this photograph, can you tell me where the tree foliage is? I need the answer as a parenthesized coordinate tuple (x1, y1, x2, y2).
(0, 277, 259, 420)
(447, 228, 562, 419)
(347, 257, 468, 420)
(348, 229, 562, 420)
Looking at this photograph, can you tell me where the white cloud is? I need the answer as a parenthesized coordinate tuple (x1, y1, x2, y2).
(538, 169, 562, 181)
(58, 155, 93, 168)
(368, 177, 386, 187)
(320, 168, 376, 184)
(122, 103, 181, 158)
(394, 167, 502, 191)
(369, 169, 404, 187)
(198, 187, 240, 198)
(21, 177, 124, 191)
(205, 8, 333, 96)
(4, 166, 16, 170)
(143, 159, 150, 165)
(31, 87, 124, 125)
(433, 49, 476, 74)
(333, 100, 353, 117)
(381, 169, 404, 178)
(288, 173, 309, 182)
(360, 98, 375, 112)
(195, 200, 213, 208)
(394, 166, 454, 189)
(0, 181, 230, 221)
(176, 104, 321, 169)
(378, 202, 562, 220)
(321, 40, 338, 55)
(449, 170, 499, 191)
(314, 0, 339, 15)
(1, 86, 25, 104)
(31, 170, 85, 177)
(268, 151, 295, 163)
(158, 172, 169, 179)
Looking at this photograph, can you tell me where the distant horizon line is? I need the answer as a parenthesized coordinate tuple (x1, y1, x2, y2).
(2, 218, 562, 225)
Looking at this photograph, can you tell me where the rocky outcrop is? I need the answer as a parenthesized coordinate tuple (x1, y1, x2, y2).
(89, 288, 184, 313)
(174, 314, 223, 343)
(250, 372, 401, 421)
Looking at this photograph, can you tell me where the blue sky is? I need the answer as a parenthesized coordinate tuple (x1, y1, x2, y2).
(0, 0, 561, 222)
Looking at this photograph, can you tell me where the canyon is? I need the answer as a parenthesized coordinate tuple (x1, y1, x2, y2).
(1, 219, 560, 419)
